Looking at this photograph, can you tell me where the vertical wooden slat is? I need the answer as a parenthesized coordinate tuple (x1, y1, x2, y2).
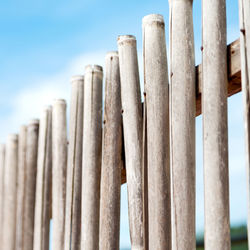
(15, 125, 27, 250)
(64, 76, 84, 250)
(169, 0, 196, 248)
(117, 35, 144, 250)
(52, 99, 67, 250)
(23, 120, 39, 250)
(2, 134, 18, 250)
(142, 14, 171, 250)
(0, 143, 5, 246)
(202, 0, 230, 249)
(239, 0, 250, 247)
(33, 107, 52, 250)
(99, 53, 122, 250)
(81, 65, 103, 250)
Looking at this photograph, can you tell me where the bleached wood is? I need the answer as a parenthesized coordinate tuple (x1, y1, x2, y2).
(33, 107, 52, 250)
(168, 1, 196, 248)
(118, 35, 144, 250)
(64, 76, 84, 250)
(52, 99, 67, 250)
(15, 125, 27, 250)
(0, 144, 5, 246)
(202, 0, 230, 249)
(2, 134, 18, 250)
(81, 65, 103, 250)
(143, 14, 171, 250)
(239, 0, 250, 248)
(22, 120, 39, 250)
(99, 52, 122, 250)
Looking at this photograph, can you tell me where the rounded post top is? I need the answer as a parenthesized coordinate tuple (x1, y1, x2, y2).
(8, 133, 18, 141)
(28, 119, 39, 126)
(53, 98, 66, 106)
(85, 64, 103, 75)
(105, 51, 118, 59)
(71, 75, 84, 83)
(142, 14, 165, 26)
(117, 35, 136, 45)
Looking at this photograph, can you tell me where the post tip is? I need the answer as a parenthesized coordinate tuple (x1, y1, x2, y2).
(8, 133, 18, 141)
(142, 14, 164, 26)
(85, 65, 103, 74)
(28, 119, 39, 126)
(105, 51, 119, 59)
(71, 75, 84, 83)
(117, 35, 136, 44)
(53, 98, 66, 105)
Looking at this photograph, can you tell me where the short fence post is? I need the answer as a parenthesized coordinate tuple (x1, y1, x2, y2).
(202, 0, 230, 249)
(15, 125, 27, 250)
(81, 65, 103, 250)
(0, 143, 5, 246)
(23, 120, 39, 250)
(99, 52, 122, 250)
(239, 0, 250, 248)
(64, 76, 84, 250)
(2, 134, 18, 250)
(33, 107, 52, 250)
(118, 35, 144, 250)
(52, 99, 67, 250)
(169, 0, 196, 248)
(142, 14, 171, 250)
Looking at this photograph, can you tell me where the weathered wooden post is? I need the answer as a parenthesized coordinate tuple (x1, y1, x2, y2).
(142, 14, 171, 250)
(23, 120, 39, 250)
(99, 52, 122, 250)
(202, 0, 230, 249)
(64, 76, 84, 250)
(239, 0, 250, 247)
(0, 143, 5, 246)
(168, 0, 196, 248)
(81, 65, 103, 250)
(33, 107, 52, 250)
(2, 134, 18, 250)
(118, 35, 144, 250)
(52, 99, 67, 250)
(15, 125, 27, 250)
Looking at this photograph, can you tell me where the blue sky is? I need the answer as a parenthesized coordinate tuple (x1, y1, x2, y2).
(0, 0, 244, 249)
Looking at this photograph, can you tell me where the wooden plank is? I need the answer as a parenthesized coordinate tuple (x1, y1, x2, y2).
(121, 38, 241, 185)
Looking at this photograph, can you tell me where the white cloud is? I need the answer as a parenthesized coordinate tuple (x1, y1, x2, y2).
(0, 50, 106, 142)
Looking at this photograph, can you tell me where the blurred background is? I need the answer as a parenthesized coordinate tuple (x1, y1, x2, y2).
(0, 0, 246, 249)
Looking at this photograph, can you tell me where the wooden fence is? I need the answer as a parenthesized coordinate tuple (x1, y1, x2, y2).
(0, 0, 249, 249)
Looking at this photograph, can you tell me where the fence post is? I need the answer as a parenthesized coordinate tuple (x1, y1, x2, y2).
(23, 120, 39, 250)
(33, 107, 52, 250)
(81, 65, 103, 250)
(142, 14, 171, 250)
(52, 99, 67, 250)
(202, 0, 230, 249)
(99, 52, 122, 250)
(169, 0, 196, 248)
(2, 134, 18, 250)
(15, 125, 27, 250)
(64, 76, 84, 250)
(239, 1, 250, 248)
(118, 35, 144, 250)
(0, 143, 5, 246)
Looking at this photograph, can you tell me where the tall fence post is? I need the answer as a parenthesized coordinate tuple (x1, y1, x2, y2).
(118, 35, 144, 250)
(202, 0, 230, 249)
(2, 134, 18, 250)
(239, 1, 250, 248)
(15, 125, 27, 250)
(33, 107, 52, 250)
(81, 65, 103, 250)
(0, 143, 5, 246)
(99, 52, 122, 250)
(23, 120, 39, 250)
(142, 14, 171, 250)
(64, 76, 84, 250)
(169, 0, 196, 248)
(52, 99, 67, 250)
